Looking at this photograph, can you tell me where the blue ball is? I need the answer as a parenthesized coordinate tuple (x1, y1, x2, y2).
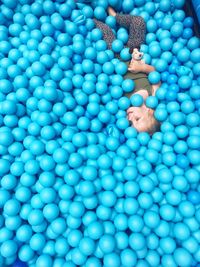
(169, 111, 185, 126)
(115, 62, 127, 75)
(171, 22, 183, 37)
(186, 113, 200, 127)
(160, 38, 173, 51)
(193, 63, 200, 76)
(159, 0, 171, 12)
(120, 47, 131, 61)
(161, 15, 174, 30)
(146, 33, 156, 44)
(187, 190, 200, 205)
(174, 248, 192, 267)
(137, 160, 152, 175)
(155, 59, 168, 72)
(177, 48, 190, 63)
(166, 189, 182, 206)
(160, 204, 176, 221)
(99, 234, 116, 253)
(122, 0, 134, 12)
(157, 167, 173, 183)
(116, 118, 129, 130)
(154, 108, 168, 122)
(190, 85, 200, 100)
(105, 15, 116, 28)
(1, 240, 18, 258)
(149, 44, 161, 58)
(173, 9, 185, 22)
(187, 135, 200, 150)
(102, 62, 115, 75)
(129, 233, 145, 251)
(190, 48, 200, 63)
(144, 2, 156, 15)
(117, 30, 129, 44)
(162, 151, 176, 166)
(187, 36, 200, 50)
(121, 249, 137, 266)
(130, 94, 144, 106)
(182, 28, 193, 39)
(145, 96, 158, 109)
(94, 6, 107, 20)
(147, 19, 157, 33)
(176, 154, 189, 169)
(112, 39, 124, 53)
(148, 71, 161, 84)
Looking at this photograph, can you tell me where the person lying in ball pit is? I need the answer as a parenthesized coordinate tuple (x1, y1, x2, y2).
(124, 50, 161, 134)
(94, 7, 161, 134)
(74, 2, 160, 134)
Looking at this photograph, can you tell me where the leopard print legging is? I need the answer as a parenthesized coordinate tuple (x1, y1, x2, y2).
(94, 13, 146, 52)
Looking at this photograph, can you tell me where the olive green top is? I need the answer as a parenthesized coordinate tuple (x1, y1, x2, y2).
(123, 61, 152, 98)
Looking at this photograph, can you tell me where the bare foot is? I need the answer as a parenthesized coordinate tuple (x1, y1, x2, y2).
(108, 7, 116, 17)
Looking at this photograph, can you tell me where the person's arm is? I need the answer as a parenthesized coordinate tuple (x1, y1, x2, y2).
(128, 63, 155, 74)
(140, 63, 155, 74)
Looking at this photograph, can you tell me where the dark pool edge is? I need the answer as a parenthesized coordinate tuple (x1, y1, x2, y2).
(184, 0, 200, 37)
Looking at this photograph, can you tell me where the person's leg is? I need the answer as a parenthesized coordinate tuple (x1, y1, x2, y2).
(108, 7, 146, 52)
(93, 19, 116, 50)
(128, 16, 146, 51)
(114, 14, 146, 52)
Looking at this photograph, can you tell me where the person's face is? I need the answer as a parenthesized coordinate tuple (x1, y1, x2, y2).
(127, 104, 155, 133)
(127, 90, 157, 134)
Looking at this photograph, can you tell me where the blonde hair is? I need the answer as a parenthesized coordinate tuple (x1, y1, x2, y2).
(148, 118, 160, 135)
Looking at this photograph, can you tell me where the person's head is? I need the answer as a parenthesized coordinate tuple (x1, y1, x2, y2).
(127, 103, 160, 135)
(127, 89, 160, 134)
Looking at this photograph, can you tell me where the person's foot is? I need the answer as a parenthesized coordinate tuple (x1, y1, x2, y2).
(108, 7, 116, 17)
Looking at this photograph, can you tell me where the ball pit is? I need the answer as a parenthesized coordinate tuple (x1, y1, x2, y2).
(0, 0, 199, 266)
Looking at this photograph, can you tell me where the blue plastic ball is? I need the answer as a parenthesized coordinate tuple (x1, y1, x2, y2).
(154, 108, 168, 122)
(190, 48, 200, 63)
(1, 240, 17, 258)
(148, 71, 161, 84)
(129, 233, 145, 251)
(187, 190, 200, 205)
(137, 160, 152, 175)
(145, 96, 158, 109)
(177, 48, 190, 63)
(130, 94, 144, 107)
(99, 234, 116, 253)
(147, 19, 157, 33)
(111, 39, 124, 53)
(120, 249, 138, 267)
(174, 248, 192, 267)
(102, 62, 115, 75)
(171, 22, 183, 38)
(190, 85, 200, 100)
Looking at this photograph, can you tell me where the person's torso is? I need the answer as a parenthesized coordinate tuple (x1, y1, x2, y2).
(123, 61, 152, 98)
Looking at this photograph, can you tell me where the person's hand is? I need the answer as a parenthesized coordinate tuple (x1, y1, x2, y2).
(108, 6, 116, 17)
(128, 62, 144, 73)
